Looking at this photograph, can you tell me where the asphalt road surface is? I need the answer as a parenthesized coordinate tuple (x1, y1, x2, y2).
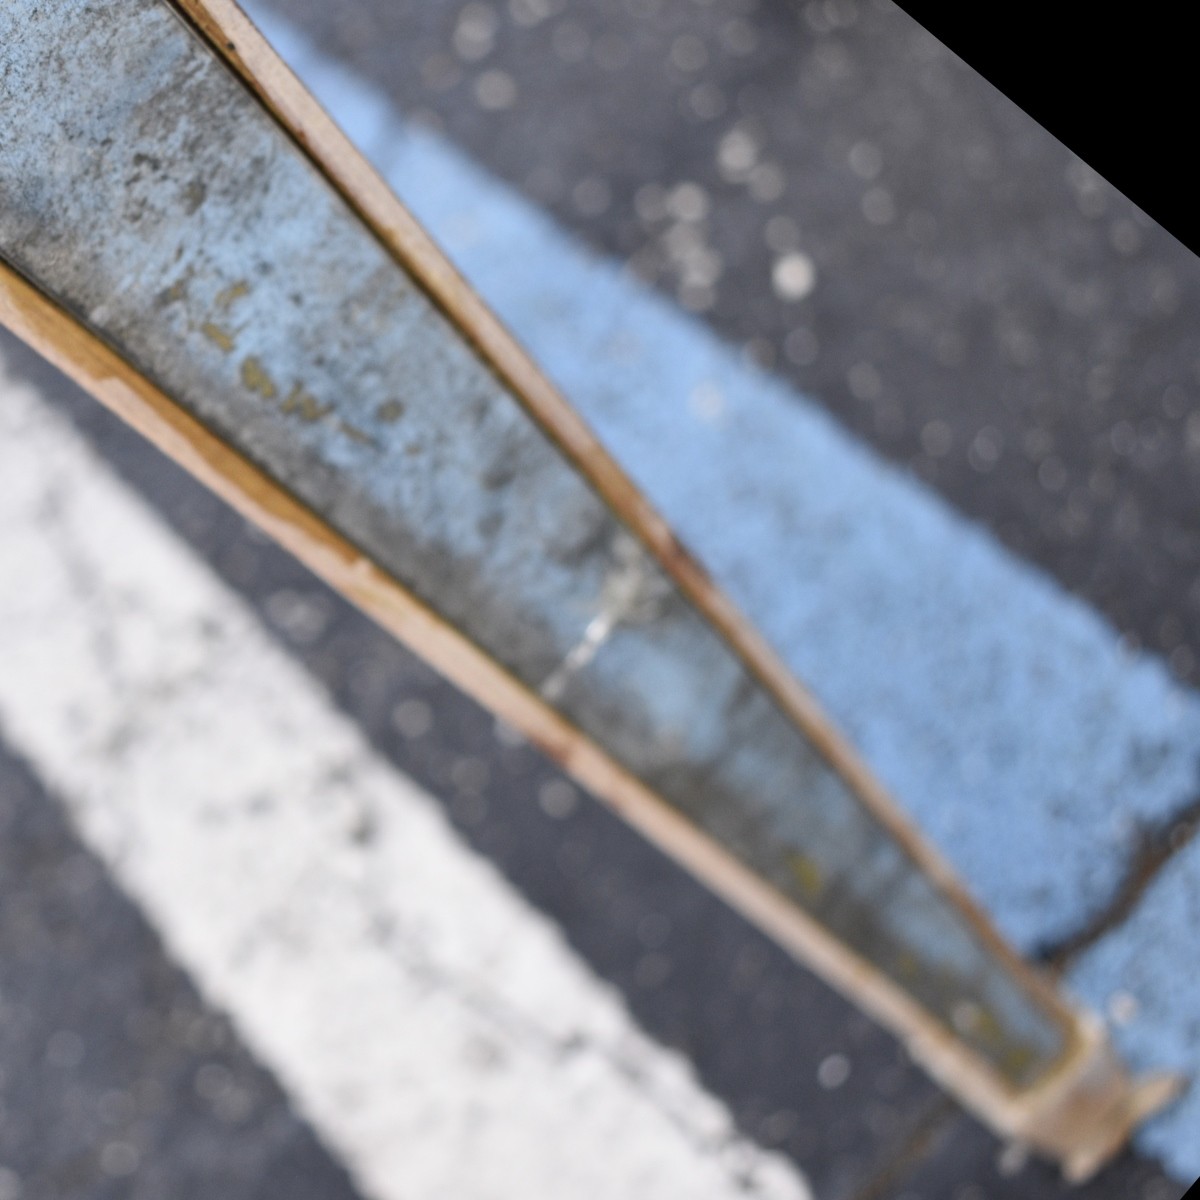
(0, 0, 1197, 1197)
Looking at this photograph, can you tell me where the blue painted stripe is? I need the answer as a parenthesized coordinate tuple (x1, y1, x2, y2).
(245, 8, 1200, 1177)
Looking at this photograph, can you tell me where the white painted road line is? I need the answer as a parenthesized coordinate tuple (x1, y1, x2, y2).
(0, 362, 812, 1199)
(253, 9, 1200, 1176)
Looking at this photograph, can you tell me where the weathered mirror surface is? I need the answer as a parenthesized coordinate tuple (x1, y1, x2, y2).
(0, 0, 1068, 1085)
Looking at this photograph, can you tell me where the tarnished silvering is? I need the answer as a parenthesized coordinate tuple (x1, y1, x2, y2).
(0, 0, 1179, 1178)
